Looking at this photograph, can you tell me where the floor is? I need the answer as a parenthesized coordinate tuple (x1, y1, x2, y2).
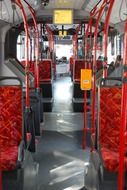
(2, 74, 121, 190)
(35, 76, 90, 190)
(52, 76, 73, 113)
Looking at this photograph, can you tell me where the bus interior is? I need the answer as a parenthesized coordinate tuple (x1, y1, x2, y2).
(0, 0, 127, 190)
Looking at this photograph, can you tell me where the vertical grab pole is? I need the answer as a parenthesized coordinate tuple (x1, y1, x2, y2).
(45, 25, 54, 56)
(23, 0, 40, 92)
(82, 89, 87, 149)
(82, 19, 93, 149)
(45, 25, 55, 76)
(73, 34, 77, 59)
(103, 0, 115, 78)
(118, 20, 127, 190)
(72, 25, 80, 60)
(77, 25, 81, 58)
(89, 20, 93, 70)
(85, 19, 93, 68)
(15, 0, 30, 108)
(91, 1, 107, 138)
(82, 0, 108, 150)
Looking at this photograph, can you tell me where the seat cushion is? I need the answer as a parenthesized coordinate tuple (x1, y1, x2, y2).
(101, 147, 127, 172)
(0, 146, 18, 171)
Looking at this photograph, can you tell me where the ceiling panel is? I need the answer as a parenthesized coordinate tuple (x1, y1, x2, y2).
(0, 0, 38, 24)
(85, 0, 100, 13)
(85, 1, 94, 11)
(110, 0, 127, 24)
(0, 0, 12, 23)
(74, 0, 86, 10)
(85, 0, 127, 25)
(45, 0, 85, 10)
(0, 0, 127, 28)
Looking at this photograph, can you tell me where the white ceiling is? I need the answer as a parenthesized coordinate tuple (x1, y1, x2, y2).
(0, 0, 127, 28)
(45, 0, 85, 10)
(110, 0, 127, 24)
(85, 0, 127, 25)
(37, 0, 127, 25)
(85, 0, 101, 13)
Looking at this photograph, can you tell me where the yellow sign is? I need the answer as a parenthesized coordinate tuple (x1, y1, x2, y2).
(53, 10, 73, 24)
(80, 69, 92, 90)
(59, 30, 67, 36)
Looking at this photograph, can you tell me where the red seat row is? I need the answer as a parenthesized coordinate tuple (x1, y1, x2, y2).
(0, 86, 22, 171)
(21, 60, 35, 75)
(20, 59, 52, 82)
(99, 87, 127, 172)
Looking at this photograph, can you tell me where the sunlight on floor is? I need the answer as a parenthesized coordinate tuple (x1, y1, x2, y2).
(63, 185, 84, 190)
(49, 151, 87, 187)
(54, 84, 72, 101)
(42, 112, 84, 131)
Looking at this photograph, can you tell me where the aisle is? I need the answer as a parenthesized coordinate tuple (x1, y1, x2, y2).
(52, 76, 73, 113)
(35, 76, 89, 190)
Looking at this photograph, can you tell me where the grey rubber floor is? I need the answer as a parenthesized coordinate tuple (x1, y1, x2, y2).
(52, 76, 73, 113)
(34, 76, 90, 190)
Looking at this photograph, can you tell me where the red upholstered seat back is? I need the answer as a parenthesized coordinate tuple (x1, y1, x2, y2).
(39, 59, 52, 82)
(73, 60, 85, 82)
(21, 60, 52, 82)
(20, 60, 35, 75)
(99, 87, 121, 151)
(0, 86, 22, 152)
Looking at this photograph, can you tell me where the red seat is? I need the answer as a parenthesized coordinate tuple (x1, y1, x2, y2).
(20, 60, 35, 75)
(39, 59, 52, 82)
(21, 59, 52, 82)
(0, 86, 22, 171)
(73, 59, 85, 82)
(101, 148, 127, 172)
(99, 87, 127, 172)
(0, 146, 18, 170)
